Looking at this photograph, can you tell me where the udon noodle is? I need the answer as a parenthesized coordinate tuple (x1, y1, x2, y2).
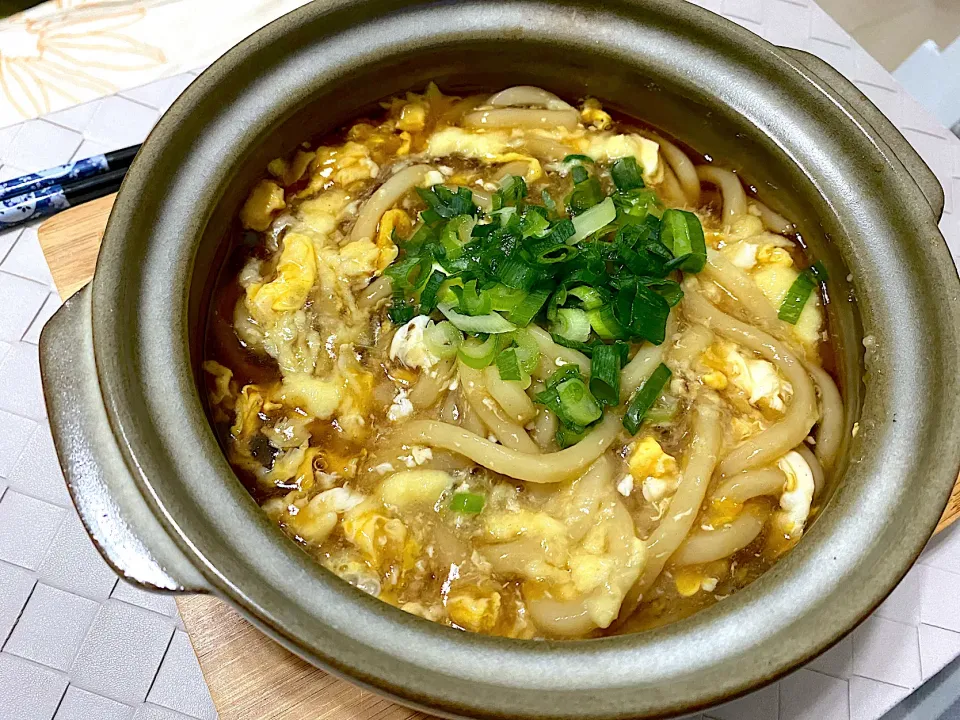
(204, 84, 843, 638)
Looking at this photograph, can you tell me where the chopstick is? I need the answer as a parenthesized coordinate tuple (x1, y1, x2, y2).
(0, 144, 140, 230)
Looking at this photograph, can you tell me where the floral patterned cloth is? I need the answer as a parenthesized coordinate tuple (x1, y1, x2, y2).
(0, 0, 311, 128)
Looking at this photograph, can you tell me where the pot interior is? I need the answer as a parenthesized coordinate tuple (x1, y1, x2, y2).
(189, 41, 863, 508)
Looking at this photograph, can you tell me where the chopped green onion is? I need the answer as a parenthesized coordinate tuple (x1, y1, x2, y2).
(611, 157, 645, 191)
(458, 335, 501, 369)
(552, 308, 591, 343)
(556, 424, 587, 448)
(504, 288, 550, 327)
(644, 394, 679, 426)
(808, 260, 829, 282)
(496, 347, 524, 382)
(551, 333, 594, 355)
(417, 185, 476, 219)
(568, 177, 604, 213)
(778, 269, 817, 324)
(487, 284, 527, 313)
(614, 188, 662, 221)
(455, 279, 492, 316)
(499, 257, 539, 290)
(511, 329, 541, 374)
(571, 164, 590, 185)
(541, 189, 557, 215)
(569, 197, 616, 244)
(587, 304, 627, 340)
(623, 363, 672, 435)
(613, 281, 671, 344)
(660, 209, 706, 272)
(498, 175, 528, 206)
(589, 343, 621, 406)
(439, 303, 516, 334)
(424, 321, 462, 359)
(543, 364, 583, 390)
(387, 297, 415, 324)
(562, 154, 595, 166)
(439, 215, 476, 259)
(567, 285, 606, 310)
(418, 270, 446, 313)
(556, 378, 603, 426)
(521, 210, 550, 239)
(450, 492, 485, 514)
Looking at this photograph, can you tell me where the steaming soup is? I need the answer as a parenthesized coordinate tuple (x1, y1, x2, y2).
(203, 85, 843, 638)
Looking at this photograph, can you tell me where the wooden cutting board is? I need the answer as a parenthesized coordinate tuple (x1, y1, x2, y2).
(36, 196, 960, 719)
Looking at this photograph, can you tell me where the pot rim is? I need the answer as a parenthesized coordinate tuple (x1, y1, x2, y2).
(81, 1, 960, 717)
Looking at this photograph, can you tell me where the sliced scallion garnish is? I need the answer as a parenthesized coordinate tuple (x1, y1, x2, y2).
(660, 208, 706, 272)
(439, 303, 516, 334)
(450, 492, 485, 514)
(589, 343, 622, 406)
(552, 308, 591, 343)
(778, 267, 818, 324)
(555, 378, 603, 426)
(496, 347, 524, 382)
(424, 320, 462, 359)
(458, 334, 501, 369)
(569, 196, 616, 243)
(623, 363, 672, 435)
(610, 157, 645, 191)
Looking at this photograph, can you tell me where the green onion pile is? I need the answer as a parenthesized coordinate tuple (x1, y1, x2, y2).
(386, 155, 708, 445)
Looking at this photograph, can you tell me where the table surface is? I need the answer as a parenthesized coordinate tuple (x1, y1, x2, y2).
(2, 1, 960, 720)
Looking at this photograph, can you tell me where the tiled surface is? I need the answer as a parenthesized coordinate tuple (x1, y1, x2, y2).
(0, 68, 213, 720)
(0, 2, 959, 720)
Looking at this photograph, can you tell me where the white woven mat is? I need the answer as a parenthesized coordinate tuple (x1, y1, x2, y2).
(1, 1, 959, 719)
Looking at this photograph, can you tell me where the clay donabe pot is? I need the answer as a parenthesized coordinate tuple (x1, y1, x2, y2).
(39, 1, 960, 717)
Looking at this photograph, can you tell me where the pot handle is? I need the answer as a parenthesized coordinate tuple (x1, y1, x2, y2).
(40, 286, 209, 594)
(780, 47, 945, 221)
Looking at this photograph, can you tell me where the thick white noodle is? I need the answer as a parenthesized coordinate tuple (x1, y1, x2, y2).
(487, 86, 574, 111)
(671, 503, 770, 566)
(462, 108, 580, 131)
(350, 164, 434, 243)
(408, 358, 454, 409)
(620, 401, 722, 618)
(460, 364, 539, 454)
(700, 255, 844, 470)
(749, 199, 794, 234)
(620, 342, 665, 401)
(646, 132, 700, 204)
(483, 365, 537, 424)
(527, 324, 591, 378)
(696, 166, 747, 223)
(712, 467, 785, 504)
(393, 413, 622, 483)
(682, 280, 819, 476)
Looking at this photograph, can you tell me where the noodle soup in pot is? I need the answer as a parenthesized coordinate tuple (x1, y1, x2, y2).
(203, 85, 843, 639)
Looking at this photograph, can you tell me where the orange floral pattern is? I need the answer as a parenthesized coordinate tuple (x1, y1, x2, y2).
(0, 0, 309, 127)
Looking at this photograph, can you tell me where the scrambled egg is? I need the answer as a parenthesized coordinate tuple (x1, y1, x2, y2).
(342, 499, 419, 578)
(378, 469, 453, 509)
(753, 263, 823, 347)
(580, 98, 611, 130)
(702, 341, 789, 413)
(425, 125, 660, 182)
(776, 450, 815, 537)
(447, 588, 502, 633)
(240, 179, 286, 231)
(627, 437, 680, 505)
(483, 468, 646, 632)
(579, 133, 660, 181)
(246, 232, 317, 317)
(390, 315, 441, 370)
